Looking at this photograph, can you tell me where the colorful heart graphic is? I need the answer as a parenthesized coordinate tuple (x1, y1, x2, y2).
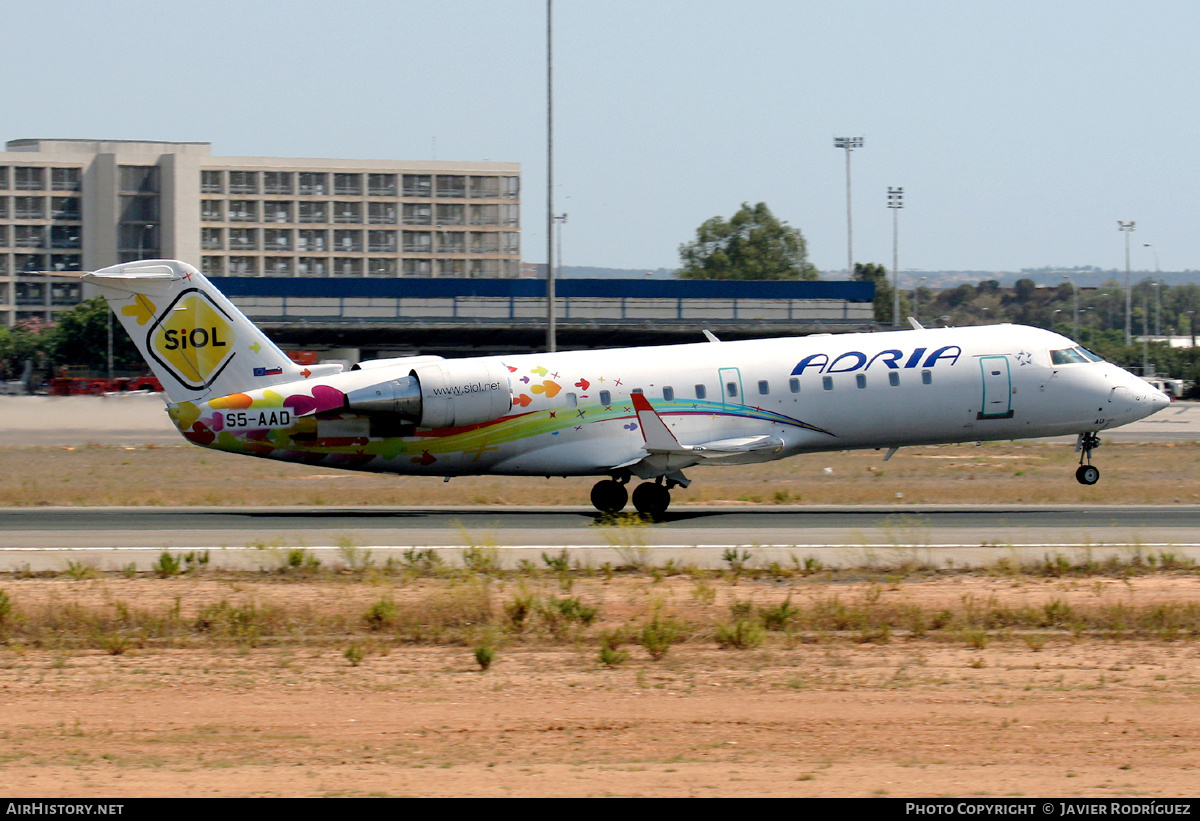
(530, 380, 561, 398)
(120, 294, 157, 326)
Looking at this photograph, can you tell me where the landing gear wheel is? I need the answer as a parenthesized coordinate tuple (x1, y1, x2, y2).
(631, 482, 671, 517)
(1075, 432, 1102, 485)
(590, 479, 628, 514)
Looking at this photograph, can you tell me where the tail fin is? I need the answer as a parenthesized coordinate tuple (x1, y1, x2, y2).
(81, 259, 327, 404)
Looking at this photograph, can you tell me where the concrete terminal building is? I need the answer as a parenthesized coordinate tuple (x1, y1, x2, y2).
(0, 139, 521, 327)
(0, 138, 875, 356)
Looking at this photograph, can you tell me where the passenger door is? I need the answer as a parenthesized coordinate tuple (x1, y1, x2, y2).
(977, 355, 1014, 419)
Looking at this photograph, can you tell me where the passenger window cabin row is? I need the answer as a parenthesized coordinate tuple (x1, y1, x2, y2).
(589, 371, 936, 407)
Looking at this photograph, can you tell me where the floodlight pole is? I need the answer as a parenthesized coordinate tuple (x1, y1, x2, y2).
(834, 137, 862, 278)
(1118, 221, 1135, 346)
(887, 187, 903, 327)
(545, 0, 556, 352)
(1063, 275, 1079, 340)
(1142, 290, 1150, 375)
(1145, 243, 1161, 338)
(554, 213, 568, 282)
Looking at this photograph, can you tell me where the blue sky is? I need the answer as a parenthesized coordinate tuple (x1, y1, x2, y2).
(7, 0, 1199, 274)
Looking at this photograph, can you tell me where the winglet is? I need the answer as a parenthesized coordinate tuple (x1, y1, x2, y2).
(630, 393, 682, 451)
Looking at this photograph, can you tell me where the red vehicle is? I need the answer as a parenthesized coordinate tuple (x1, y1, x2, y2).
(122, 375, 163, 392)
(286, 350, 319, 366)
(47, 369, 162, 396)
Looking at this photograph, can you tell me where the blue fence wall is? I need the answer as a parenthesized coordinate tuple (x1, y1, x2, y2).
(212, 277, 875, 302)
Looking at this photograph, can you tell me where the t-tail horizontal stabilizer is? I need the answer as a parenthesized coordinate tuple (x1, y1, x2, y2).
(70, 259, 343, 405)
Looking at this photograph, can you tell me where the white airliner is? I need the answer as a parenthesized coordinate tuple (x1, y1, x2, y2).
(69, 259, 1169, 515)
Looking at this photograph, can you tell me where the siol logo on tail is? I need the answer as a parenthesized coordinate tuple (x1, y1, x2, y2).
(147, 289, 236, 391)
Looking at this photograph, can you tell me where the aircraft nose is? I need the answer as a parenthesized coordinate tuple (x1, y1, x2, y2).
(1107, 374, 1171, 425)
(1128, 379, 1171, 420)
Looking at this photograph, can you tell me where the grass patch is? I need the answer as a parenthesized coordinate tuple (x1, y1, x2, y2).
(1, 554, 1199, 656)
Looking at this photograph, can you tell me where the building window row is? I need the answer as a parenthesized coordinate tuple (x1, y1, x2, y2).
(0, 166, 84, 192)
(199, 170, 517, 199)
(8, 280, 82, 305)
(201, 199, 516, 227)
(120, 195, 159, 222)
(197, 228, 516, 255)
(200, 255, 518, 278)
(1, 195, 80, 220)
(9, 226, 47, 247)
(0, 253, 83, 274)
(0, 196, 82, 220)
(119, 165, 159, 194)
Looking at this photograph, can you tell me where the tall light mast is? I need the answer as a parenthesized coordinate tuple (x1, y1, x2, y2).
(545, 0, 556, 352)
(834, 137, 863, 278)
(1118, 220, 1135, 346)
(887, 186, 903, 327)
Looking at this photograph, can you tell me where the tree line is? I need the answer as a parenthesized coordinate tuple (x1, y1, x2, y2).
(680, 203, 1200, 388)
(855, 263, 1200, 389)
(0, 297, 143, 383)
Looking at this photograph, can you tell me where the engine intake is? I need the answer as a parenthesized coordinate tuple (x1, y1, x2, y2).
(344, 360, 513, 429)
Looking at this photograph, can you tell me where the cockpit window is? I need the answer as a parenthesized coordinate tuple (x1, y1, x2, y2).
(1077, 346, 1105, 363)
(1050, 347, 1090, 365)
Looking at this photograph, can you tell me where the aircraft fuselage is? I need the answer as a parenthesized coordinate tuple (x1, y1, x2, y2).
(168, 324, 1164, 479)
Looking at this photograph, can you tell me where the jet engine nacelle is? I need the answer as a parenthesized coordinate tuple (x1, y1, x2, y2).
(351, 355, 445, 372)
(344, 359, 513, 429)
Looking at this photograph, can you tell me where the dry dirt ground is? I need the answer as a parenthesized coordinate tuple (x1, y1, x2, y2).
(2, 574, 1199, 798)
(3, 407, 1199, 797)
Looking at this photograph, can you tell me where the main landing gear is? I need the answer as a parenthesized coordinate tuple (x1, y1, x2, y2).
(631, 481, 671, 517)
(1075, 432, 1101, 485)
(590, 473, 677, 517)
(590, 476, 629, 514)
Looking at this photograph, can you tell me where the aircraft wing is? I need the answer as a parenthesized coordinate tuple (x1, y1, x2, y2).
(682, 434, 785, 457)
(622, 393, 784, 469)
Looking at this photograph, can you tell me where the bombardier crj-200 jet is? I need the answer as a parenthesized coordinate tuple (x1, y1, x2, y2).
(66, 259, 1169, 516)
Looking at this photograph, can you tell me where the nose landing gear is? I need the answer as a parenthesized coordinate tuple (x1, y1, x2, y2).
(1075, 432, 1101, 485)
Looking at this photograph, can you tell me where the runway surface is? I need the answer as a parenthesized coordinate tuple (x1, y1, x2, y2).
(4, 504, 1198, 571)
